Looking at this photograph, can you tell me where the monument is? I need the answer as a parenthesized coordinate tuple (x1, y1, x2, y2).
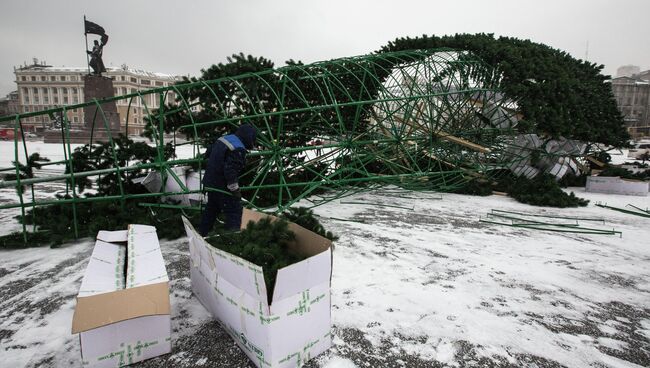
(44, 18, 120, 143)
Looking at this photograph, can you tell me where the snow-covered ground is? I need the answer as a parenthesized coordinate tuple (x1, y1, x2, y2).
(0, 186, 649, 368)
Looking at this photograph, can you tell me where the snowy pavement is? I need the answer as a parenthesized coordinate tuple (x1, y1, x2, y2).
(0, 188, 649, 367)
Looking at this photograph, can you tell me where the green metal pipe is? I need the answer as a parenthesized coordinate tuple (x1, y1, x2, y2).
(480, 219, 621, 236)
(595, 203, 650, 218)
(0, 158, 200, 188)
(486, 212, 580, 227)
(490, 209, 605, 223)
(339, 201, 414, 210)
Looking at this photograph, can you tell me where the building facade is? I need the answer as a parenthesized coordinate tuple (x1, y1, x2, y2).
(616, 65, 641, 78)
(610, 74, 650, 139)
(13, 60, 181, 135)
(0, 90, 20, 117)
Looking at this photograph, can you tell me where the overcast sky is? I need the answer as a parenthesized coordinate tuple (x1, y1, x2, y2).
(1, 0, 648, 96)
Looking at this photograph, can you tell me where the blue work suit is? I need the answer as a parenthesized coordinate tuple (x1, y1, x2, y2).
(199, 124, 256, 235)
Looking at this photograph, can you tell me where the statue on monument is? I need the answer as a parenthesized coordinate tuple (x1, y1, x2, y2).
(84, 18, 109, 76)
(87, 37, 108, 75)
(44, 17, 120, 142)
(83, 17, 120, 136)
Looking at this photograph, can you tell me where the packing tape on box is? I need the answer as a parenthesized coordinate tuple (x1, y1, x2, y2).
(115, 246, 126, 290)
(239, 290, 249, 336)
(127, 228, 137, 288)
(207, 247, 217, 271)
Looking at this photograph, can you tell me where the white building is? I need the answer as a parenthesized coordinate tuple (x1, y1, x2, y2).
(14, 60, 181, 135)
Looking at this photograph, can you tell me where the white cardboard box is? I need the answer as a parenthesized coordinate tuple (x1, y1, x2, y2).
(586, 176, 649, 196)
(182, 209, 333, 368)
(141, 166, 204, 206)
(71, 225, 172, 367)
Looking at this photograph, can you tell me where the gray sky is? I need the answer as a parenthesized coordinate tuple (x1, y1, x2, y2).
(1, 0, 649, 96)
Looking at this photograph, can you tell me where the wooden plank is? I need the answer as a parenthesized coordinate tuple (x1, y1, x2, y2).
(585, 156, 606, 168)
(433, 130, 492, 154)
(393, 115, 491, 154)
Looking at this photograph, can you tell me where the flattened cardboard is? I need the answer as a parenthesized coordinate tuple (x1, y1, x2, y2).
(184, 210, 333, 368)
(77, 240, 124, 297)
(96, 230, 128, 243)
(72, 282, 170, 333)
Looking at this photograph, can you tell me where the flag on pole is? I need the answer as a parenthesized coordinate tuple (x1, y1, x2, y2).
(84, 20, 105, 35)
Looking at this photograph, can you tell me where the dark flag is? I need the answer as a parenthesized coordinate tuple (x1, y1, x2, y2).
(84, 20, 105, 35)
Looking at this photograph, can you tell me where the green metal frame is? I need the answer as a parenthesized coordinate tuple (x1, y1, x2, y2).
(481, 209, 622, 236)
(0, 49, 565, 242)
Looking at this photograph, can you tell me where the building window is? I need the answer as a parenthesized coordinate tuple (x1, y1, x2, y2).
(33, 87, 38, 94)
(21, 76, 26, 81)
(122, 87, 127, 95)
(130, 77, 137, 83)
(50, 76, 56, 81)
(54, 96, 58, 104)
(141, 79, 151, 85)
(31, 76, 36, 81)
(70, 76, 77, 81)
(110, 76, 116, 80)
(121, 76, 126, 81)
(24, 106, 29, 112)
(73, 116, 79, 123)
(73, 97, 78, 104)
(155, 81, 163, 87)
(72, 87, 77, 94)
(63, 97, 68, 104)
(62, 87, 68, 94)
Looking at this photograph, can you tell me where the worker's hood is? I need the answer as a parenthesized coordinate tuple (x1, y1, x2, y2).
(235, 124, 256, 150)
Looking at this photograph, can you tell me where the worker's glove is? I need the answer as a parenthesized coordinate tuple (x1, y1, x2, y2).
(227, 183, 241, 200)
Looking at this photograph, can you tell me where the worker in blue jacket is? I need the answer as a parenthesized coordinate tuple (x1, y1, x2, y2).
(199, 123, 256, 236)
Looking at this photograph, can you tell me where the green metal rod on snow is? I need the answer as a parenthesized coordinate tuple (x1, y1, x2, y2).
(595, 203, 650, 218)
(486, 212, 580, 227)
(490, 209, 606, 223)
(626, 204, 650, 214)
(479, 218, 622, 236)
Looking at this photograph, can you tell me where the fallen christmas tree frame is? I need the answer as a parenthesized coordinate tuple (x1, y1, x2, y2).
(0, 49, 594, 244)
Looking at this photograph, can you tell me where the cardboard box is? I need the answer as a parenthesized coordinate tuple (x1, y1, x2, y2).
(140, 166, 203, 206)
(182, 209, 333, 368)
(586, 176, 649, 196)
(72, 225, 172, 367)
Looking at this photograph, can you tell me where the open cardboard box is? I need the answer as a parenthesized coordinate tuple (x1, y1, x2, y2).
(182, 209, 333, 368)
(71, 225, 171, 367)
